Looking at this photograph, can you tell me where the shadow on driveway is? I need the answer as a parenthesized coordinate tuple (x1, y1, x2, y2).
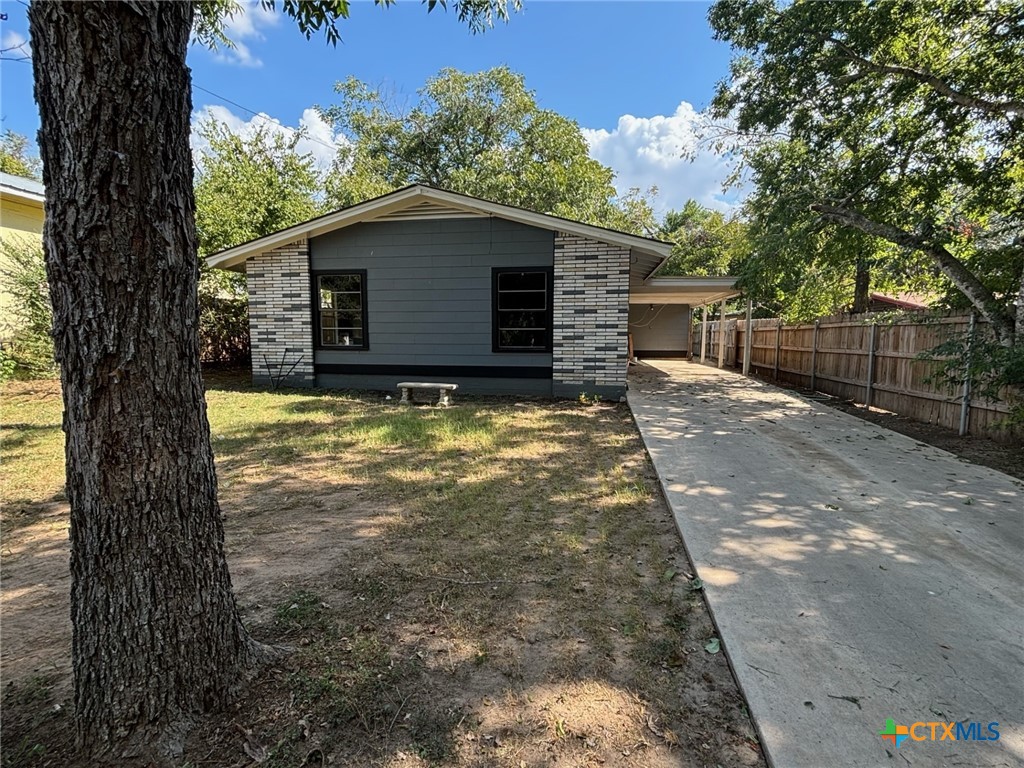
(628, 360, 1024, 768)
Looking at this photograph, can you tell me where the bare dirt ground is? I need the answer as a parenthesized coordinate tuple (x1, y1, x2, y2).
(1, 376, 765, 768)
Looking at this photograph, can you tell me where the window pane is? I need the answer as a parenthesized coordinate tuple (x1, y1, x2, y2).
(498, 272, 546, 292)
(499, 329, 545, 348)
(498, 290, 546, 311)
(320, 274, 361, 294)
(334, 312, 361, 329)
(319, 274, 366, 347)
(499, 310, 546, 329)
(335, 329, 363, 346)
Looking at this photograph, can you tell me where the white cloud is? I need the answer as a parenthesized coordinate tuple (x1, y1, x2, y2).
(191, 104, 345, 172)
(209, 1, 279, 68)
(584, 101, 745, 215)
(2, 30, 31, 61)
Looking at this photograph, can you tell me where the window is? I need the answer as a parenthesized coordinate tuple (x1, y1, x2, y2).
(492, 268, 552, 352)
(316, 272, 367, 349)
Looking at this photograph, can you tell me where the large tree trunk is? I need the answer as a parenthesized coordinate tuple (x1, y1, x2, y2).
(29, 2, 269, 761)
(852, 258, 870, 313)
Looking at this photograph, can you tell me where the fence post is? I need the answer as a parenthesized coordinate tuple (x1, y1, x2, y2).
(810, 319, 819, 392)
(865, 322, 877, 409)
(773, 318, 782, 379)
(959, 313, 976, 436)
(742, 298, 753, 376)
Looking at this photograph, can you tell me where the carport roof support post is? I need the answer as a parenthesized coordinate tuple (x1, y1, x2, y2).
(718, 299, 727, 368)
(701, 305, 709, 363)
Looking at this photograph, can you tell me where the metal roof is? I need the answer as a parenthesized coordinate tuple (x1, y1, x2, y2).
(0, 172, 45, 203)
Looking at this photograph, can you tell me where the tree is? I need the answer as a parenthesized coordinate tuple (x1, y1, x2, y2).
(657, 199, 749, 278)
(194, 118, 325, 256)
(27, 0, 515, 761)
(0, 129, 41, 179)
(320, 66, 630, 227)
(193, 117, 327, 363)
(708, 0, 1023, 343)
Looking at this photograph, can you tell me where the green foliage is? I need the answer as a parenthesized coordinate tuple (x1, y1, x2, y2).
(658, 199, 749, 277)
(194, 0, 519, 49)
(0, 131, 41, 180)
(194, 117, 329, 364)
(194, 118, 325, 256)
(0, 240, 57, 378)
(927, 324, 1024, 427)
(708, 0, 1023, 342)
(319, 66, 641, 230)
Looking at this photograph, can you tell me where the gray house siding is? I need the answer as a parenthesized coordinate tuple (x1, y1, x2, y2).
(628, 304, 691, 357)
(311, 217, 555, 395)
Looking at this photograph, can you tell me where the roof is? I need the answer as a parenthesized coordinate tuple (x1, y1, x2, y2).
(868, 292, 932, 310)
(630, 276, 741, 306)
(205, 185, 674, 280)
(0, 172, 45, 205)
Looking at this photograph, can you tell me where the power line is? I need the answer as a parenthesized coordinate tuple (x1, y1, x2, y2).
(192, 83, 341, 155)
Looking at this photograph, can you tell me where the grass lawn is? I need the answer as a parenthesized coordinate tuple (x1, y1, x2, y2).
(1, 373, 764, 768)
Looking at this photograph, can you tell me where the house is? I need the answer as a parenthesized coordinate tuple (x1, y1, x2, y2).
(206, 185, 739, 398)
(865, 292, 933, 313)
(0, 172, 46, 343)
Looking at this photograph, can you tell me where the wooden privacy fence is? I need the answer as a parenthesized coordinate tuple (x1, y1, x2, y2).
(692, 312, 1017, 442)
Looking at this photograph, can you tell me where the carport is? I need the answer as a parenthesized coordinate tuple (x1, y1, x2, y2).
(628, 276, 741, 362)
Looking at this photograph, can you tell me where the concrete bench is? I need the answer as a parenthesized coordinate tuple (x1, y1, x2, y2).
(397, 381, 458, 407)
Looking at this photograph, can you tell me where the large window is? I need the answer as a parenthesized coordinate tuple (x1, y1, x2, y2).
(317, 272, 367, 349)
(492, 268, 553, 352)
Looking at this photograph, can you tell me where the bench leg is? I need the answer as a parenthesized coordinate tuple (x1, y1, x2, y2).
(399, 387, 412, 405)
(438, 388, 453, 407)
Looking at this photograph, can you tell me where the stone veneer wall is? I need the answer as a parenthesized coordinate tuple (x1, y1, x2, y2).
(246, 239, 315, 387)
(552, 234, 631, 397)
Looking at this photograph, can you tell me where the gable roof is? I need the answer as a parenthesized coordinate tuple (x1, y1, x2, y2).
(205, 185, 674, 280)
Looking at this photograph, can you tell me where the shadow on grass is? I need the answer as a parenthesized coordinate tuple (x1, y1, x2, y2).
(2, 374, 763, 768)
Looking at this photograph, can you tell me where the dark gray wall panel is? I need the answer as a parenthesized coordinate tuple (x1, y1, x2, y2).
(312, 218, 554, 371)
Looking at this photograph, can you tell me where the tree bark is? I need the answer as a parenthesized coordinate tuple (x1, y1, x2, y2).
(810, 203, 1017, 346)
(29, 2, 270, 761)
(852, 258, 870, 313)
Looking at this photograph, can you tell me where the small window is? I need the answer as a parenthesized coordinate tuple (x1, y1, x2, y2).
(317, 272, 367, 349)
(493, 268, 552, 352)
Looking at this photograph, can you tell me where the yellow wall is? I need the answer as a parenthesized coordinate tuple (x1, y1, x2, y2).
(1, 192, 45, 342)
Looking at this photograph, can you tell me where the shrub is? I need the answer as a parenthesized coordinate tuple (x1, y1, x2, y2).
(0, 239, 57, 379)
(198, 268, 250, 365)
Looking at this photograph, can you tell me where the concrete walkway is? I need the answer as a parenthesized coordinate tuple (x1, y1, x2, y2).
(627, 361, 1024, 768)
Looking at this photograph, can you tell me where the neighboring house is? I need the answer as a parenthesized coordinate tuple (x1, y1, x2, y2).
(0, 172, 46, 343)
(207, 185, 738, 397)
(865, 292, 933, 313)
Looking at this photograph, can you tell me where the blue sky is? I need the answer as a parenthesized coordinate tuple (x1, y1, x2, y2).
(0, 1, 739, 213)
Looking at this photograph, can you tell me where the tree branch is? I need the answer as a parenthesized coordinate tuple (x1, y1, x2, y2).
(825, 36, 1024, 118)
(810, 203, 1016, 345)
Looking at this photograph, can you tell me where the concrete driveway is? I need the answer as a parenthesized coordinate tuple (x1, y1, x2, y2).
(627, 361, 1024, 768)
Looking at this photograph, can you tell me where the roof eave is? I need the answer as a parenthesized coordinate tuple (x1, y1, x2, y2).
(205, 185, 673, 270)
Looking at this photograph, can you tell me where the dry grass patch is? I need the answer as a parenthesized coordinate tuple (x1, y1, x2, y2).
(1, 373, 764, 767)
